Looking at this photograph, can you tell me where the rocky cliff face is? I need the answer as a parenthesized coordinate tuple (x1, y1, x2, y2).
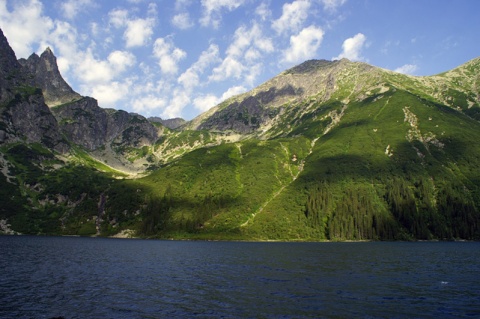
(187, 57, 480, 138)
(186, 59, 369, 135)
(19, 47, 82, 106)
(1, 27, 162, 159)
(52, 97, 160, 151)
(0, 29, 68, 152)
(0, 28, 25, 104)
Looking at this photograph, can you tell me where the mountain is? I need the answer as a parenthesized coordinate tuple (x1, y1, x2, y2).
(1, 26, 479, 240)
(0, 29, 68, 152)
(187, 58, 480, 138)
(18, 48, 82, 106)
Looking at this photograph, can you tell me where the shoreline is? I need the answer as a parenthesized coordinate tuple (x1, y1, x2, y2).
(1, 232, 477, 243)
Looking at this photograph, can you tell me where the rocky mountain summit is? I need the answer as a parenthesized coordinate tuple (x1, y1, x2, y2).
(0, 28, 163, 171)
(187, 57, 480, 138)
(19, 47, 82, 106)
(0, 29, 67, 152)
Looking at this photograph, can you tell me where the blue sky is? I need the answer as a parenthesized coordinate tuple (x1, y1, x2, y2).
(1, 0, 479, 120)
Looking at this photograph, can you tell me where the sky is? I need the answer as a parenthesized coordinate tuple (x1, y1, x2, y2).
(1, 0, 479, 120)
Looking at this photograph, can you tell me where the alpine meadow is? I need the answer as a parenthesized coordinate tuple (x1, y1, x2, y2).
(1, 27, 480, 241)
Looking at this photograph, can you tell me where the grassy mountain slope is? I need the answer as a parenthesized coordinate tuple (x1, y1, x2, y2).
(1, 55, 480, 240)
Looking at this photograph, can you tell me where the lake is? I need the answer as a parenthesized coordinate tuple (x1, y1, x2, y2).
(1, 236, 479, 318)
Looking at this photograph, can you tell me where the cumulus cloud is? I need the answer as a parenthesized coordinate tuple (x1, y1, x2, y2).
(282, 25, 324, 64)
(394, 64, 418, 75)
(75, 49, 135, 84)
(255, 2, 271, 21)
(163, 89, 191, 118)
(42, 20, 78, 64)
(61, 0, 96, 20)
(107, 50, 136, 72)
(333, 33, 367, 61)
(172, 12, 194, 29)
(107, 7, 156, 48)
(88, 80, 131, 107)
(200, 0, 245, 28)
(209, 57, 244, 82)
(226, 23, 274, 58)
(320, 0, 347, 12)
(0, 0, 54, 57)
(193, 85, 246, 112)
(124, 18, 155, 48)
(132, 95, 168, 113)
(272, 0, 311, 35)
(108, 8, 129, 28)
(210, 23, 273, 82)
(193, 94, 219, 112)
(178, 44, 220, 89)
(153, 37, 187, 75)
(221, 85, 247, 100)
(175, 0, 193, 10)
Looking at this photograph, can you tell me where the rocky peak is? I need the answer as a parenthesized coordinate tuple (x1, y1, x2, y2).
(188, 58, 361, 134)
(0, 29, 21, 74)
(19, 47, 81, 107)
(0, 28, 68, 152)
(0, 28, 24, 104)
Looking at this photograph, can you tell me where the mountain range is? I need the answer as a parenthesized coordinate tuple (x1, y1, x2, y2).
(1, 27, 479, 240)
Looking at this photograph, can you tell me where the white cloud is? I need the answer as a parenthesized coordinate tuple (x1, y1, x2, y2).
(320, 0, 347, 12)
(107, 7, 156, 48)
(45, 20, 78, 58)
(107, 50, 136, 72)
(60, 0, 96, 20)
(209, 56, 244, 82)
(0, 0, 54, 58)
(282, 25, 324, 64)
(193, 85, 246, 112)
(272, 0, 311, 35)
(178, 44, 220, 89)
(200, 0, 245, 28)
(132, 95, 168, 113)
(333, 33, 366, 61)
(124, 18, 155, 48)
(255, 2, 271, 21)
(172, 12, 194, 29)
(74, 48, 136, 87)
(76, 50, 114, 83)
(221, 85, 247, 100)
(88, 81, 131, 107)
(108, 8, 129, 28)
(193, 94, 219, 112)
(210, 23, 272, 83)
(163, 90, 191, 118)
(153, 37, 187, 75)
(227, 23, 274, 58)
(175, 0, 193, 10)
(244, 63, 262, 86)
(394, 64, 418, 75)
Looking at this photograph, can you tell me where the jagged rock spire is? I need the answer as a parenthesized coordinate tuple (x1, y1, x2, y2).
(21, 46, 82, 106)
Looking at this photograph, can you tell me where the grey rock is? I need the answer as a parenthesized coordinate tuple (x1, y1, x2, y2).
(19, 47, 81, 106)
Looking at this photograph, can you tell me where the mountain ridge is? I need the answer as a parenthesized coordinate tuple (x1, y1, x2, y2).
(18, 47, 82, 107)
(1, 26, 479, 240)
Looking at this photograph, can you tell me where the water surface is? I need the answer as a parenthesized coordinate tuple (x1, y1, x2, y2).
(1, 236, 479, 318)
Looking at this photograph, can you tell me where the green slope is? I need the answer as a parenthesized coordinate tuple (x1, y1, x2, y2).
(1, 58, 480, 240)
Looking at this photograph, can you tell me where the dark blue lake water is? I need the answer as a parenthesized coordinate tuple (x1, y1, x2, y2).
(1, 236, 479, 319)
